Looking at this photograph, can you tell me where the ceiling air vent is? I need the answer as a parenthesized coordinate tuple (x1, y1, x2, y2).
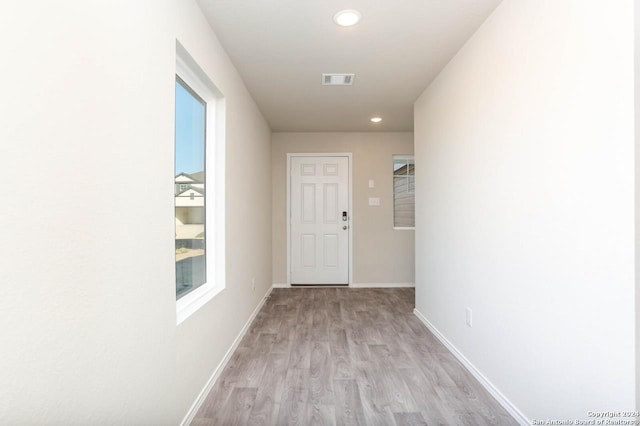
(322, 73, 355, 86)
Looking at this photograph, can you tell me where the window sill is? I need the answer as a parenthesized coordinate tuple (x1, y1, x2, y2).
(393, 227, 415, 231)
(176, 282, 224, 325)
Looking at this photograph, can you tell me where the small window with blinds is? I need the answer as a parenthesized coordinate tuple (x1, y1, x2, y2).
(393, 155, 415, 229)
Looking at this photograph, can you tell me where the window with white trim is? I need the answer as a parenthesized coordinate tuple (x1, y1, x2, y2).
(393, 155, 415, 229)
(174, 42, 226, 324)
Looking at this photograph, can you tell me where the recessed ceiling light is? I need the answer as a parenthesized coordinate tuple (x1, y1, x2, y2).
(370, 117, 382, 123)
(333, 9, 361, 27)
(322, 73, 355, 85)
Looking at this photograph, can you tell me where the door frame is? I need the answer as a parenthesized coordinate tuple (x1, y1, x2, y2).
(286, 153, 353, 286)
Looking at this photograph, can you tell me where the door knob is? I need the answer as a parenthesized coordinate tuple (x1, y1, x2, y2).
(342, 225, 348, 230)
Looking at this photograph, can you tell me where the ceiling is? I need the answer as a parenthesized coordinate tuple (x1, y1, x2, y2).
(196, 0, 502, 132)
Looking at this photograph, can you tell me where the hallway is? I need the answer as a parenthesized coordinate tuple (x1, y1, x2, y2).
(193, 288, 516, 425)
(2, 1, 637, 423)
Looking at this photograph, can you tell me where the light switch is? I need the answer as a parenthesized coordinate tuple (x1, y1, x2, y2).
(368, 179, 375, 188)
(368, 197, 381, 206)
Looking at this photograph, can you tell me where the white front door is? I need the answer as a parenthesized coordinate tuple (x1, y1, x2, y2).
(290, 155, 349, 284)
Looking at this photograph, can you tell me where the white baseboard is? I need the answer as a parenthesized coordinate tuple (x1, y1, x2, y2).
(272, 283, 415, 288)
(350, 282, 415, 288)
(413, 308, 529, 426)
(180, 287, 273, 426)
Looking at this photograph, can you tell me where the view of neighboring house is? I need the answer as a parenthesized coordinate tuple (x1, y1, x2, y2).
(175, 171, 206, 298)
(175, 172, 205, 241)
(175, 171, 204, 195)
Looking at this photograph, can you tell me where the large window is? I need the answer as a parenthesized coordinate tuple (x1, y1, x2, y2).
(393, 155, 415, 228)
(175, 77, 207, 299)
(175, 42, 226, 324)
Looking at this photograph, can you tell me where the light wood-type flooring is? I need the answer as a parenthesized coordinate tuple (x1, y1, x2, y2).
(192, 288, 517, 425)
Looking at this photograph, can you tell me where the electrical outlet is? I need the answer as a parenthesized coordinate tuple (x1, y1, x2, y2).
(466, 308, 473, 327)
(252, 277, 256, 290)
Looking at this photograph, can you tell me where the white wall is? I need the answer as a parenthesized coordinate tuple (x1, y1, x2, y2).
(414, 0, 635, 420)
(272, 132, 414, 285)
(0, 1, 271, 424)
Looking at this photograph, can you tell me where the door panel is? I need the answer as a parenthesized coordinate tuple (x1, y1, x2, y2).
(323, 183, 338, 223)
(323, 234, 339, 267)
(301, 234, 316, 267)
(290, 156, 349, 284)
(301, 184, 316, 223)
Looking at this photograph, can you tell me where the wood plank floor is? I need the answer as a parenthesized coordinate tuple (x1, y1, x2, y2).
(192, 288, 517, 425)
